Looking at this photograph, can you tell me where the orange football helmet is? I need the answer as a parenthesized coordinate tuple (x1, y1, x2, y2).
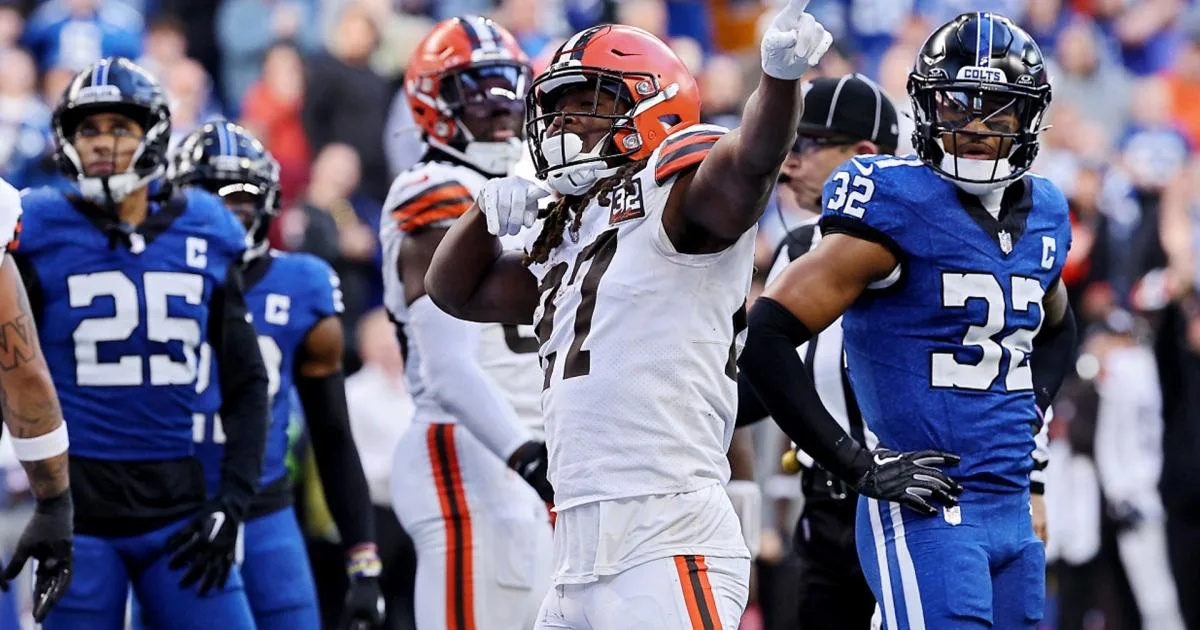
(525, 25, 701, 179)
(404, 16, 532, 174)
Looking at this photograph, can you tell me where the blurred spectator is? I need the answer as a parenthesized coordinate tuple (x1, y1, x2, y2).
(281, 143, 381, 366)
(22, 0, 143, 72)
(0, 48, 51, 189)
(163, 57, 220, 147)
(216, 0, 321, 118)
(617, 0, 669, 39)
(1166, 7, 1200, 150)
(665, 0, 714, 55)
(1092, 0, 1185, 77)
(1119, 76, 1191, 194)
(495, 0, 555, 58)
(699, 53, 746, 128)
(136, 13, 186, 80)
(242, 41, 310, 204)
(1023, 0, 1071, 56)
(40, 66, 75, 109)
(382, 88, 422, 180)
(345, 307, 416, 630)
(670, 35, 705, 76)
(1048, 17, 1132, 141)
(0, 4, 23, 53)
(302, 2, 392, 202)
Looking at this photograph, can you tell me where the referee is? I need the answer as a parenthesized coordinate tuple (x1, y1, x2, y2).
(741, 73, 898, 630)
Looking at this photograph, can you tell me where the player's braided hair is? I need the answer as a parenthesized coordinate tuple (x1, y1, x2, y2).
(524, 158, 648, 265)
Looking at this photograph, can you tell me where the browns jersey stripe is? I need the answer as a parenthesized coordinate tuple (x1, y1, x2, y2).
(6, 217, 21, 252)
(654, 129, 725, 184)
(392, 181, 474, 232)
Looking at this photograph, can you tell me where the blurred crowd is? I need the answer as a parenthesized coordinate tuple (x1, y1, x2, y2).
(0, 0, 1197, 628)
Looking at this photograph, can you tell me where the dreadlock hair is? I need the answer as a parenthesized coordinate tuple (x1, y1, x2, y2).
(524, 158, 648, 265)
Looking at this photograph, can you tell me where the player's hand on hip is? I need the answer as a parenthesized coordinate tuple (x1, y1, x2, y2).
(0, 492, 73, 622)
(854, 448, 963, 516)
(479, 176, 549, 237)
(760, 0, 834, 80)
(166, 501, 243, 595)
(508, 440, 554, 504)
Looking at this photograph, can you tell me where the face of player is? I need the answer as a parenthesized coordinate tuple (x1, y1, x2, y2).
(785, 136, 866, 210)
(543, 84, 629, 154)
(72, 112, 145, 177)
(220, 190, 261, 231)
(935, 90, 1020, 160)
(450, 65, 525, 142)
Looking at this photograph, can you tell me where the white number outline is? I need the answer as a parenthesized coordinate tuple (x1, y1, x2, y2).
(192, 335, 284, 445)
(930, 272, 1045, 392)
(826, 172, 876, 218)
(70, 271, 205, 387)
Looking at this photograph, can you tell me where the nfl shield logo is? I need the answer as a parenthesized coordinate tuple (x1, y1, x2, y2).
(998, 230, 1013, 254)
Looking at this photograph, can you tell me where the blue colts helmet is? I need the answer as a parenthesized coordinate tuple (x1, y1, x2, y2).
(52, 57, 172, 205)
(171, 120, 281, 258)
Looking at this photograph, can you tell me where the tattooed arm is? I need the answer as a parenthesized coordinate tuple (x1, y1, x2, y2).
(0, 255, 68, 498)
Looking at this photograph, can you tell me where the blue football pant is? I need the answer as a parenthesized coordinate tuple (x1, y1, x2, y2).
(856, 489, 1044, 630)
(130, 506, 319, 630)
(42, 517, 254, 630)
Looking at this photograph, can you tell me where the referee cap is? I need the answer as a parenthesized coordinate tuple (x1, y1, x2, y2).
(797, 74, 900, 152)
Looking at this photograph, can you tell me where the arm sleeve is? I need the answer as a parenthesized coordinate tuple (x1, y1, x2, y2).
(738, 297, 870, 484)
(297, 368, 376, 548)
(407, 295, 532, 462)
(1031, 299, 1078, 414)
(1030, 407, 1052, 495)
(210, 264, 270, 522)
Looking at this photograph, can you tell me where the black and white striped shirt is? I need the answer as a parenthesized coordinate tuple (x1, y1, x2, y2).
(767, 218, 878, 466)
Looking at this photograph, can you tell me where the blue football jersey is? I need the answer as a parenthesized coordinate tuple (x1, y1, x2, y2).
(818, 155, 1072, 491)
(14, 187, 246, 460)
(192, 250, 343, 495)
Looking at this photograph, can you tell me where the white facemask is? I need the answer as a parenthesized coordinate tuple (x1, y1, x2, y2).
(938, 150, 1015, 196)
(539, 132, 617, 197)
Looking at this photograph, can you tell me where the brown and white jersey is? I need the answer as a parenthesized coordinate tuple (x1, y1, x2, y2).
(380, 158, 543, 437)
(524, 124, 755, 511)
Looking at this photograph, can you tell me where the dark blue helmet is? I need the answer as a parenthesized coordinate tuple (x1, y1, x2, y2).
(171, 120, 281, 256)
(907, 13, 1052, 192)
(52, 57, 172, 204)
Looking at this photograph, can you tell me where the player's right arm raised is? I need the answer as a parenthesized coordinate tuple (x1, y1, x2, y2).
(0, 252, 73, 619)
(739, 233, 963, 516)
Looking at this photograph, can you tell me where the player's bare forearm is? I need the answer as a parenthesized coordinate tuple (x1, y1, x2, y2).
(681, 75, 803, 240)
(0, 257, 68, 499)
(426, 206, 539, 324)
(728, 427, 756, 481)
(763, 234, 895, 332)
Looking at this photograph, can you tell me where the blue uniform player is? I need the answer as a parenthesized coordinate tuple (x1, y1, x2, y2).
(739, 13, 1077, 630)
(170, 121, 383, 630)
(11, 57, 270, 629)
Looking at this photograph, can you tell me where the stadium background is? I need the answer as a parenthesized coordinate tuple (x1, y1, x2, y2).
(0, 0, 1196, 628)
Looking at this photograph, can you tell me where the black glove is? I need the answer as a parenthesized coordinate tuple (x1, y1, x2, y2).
(340, 544, 385, 629)
(0, 491, 73, 622)
(165, 502, 242, 595)
(853, 448, 963, 516)
(508, 440, 554, 504)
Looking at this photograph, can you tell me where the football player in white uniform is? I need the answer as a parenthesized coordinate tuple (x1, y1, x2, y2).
(425, 2, 834, 628)
(380, 15, 553, 630)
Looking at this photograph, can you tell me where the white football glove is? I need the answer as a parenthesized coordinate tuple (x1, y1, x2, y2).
(760, 0, 834, 80)
(478, 176, 550, 237)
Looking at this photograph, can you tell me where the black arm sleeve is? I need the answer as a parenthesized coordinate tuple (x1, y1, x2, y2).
(1031, 299, 1078, 416)
(738, 297, 871, 483)
(210, 265, 269, 523)
(735, 375, 770, 428)
(296, 369, 376, 548)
